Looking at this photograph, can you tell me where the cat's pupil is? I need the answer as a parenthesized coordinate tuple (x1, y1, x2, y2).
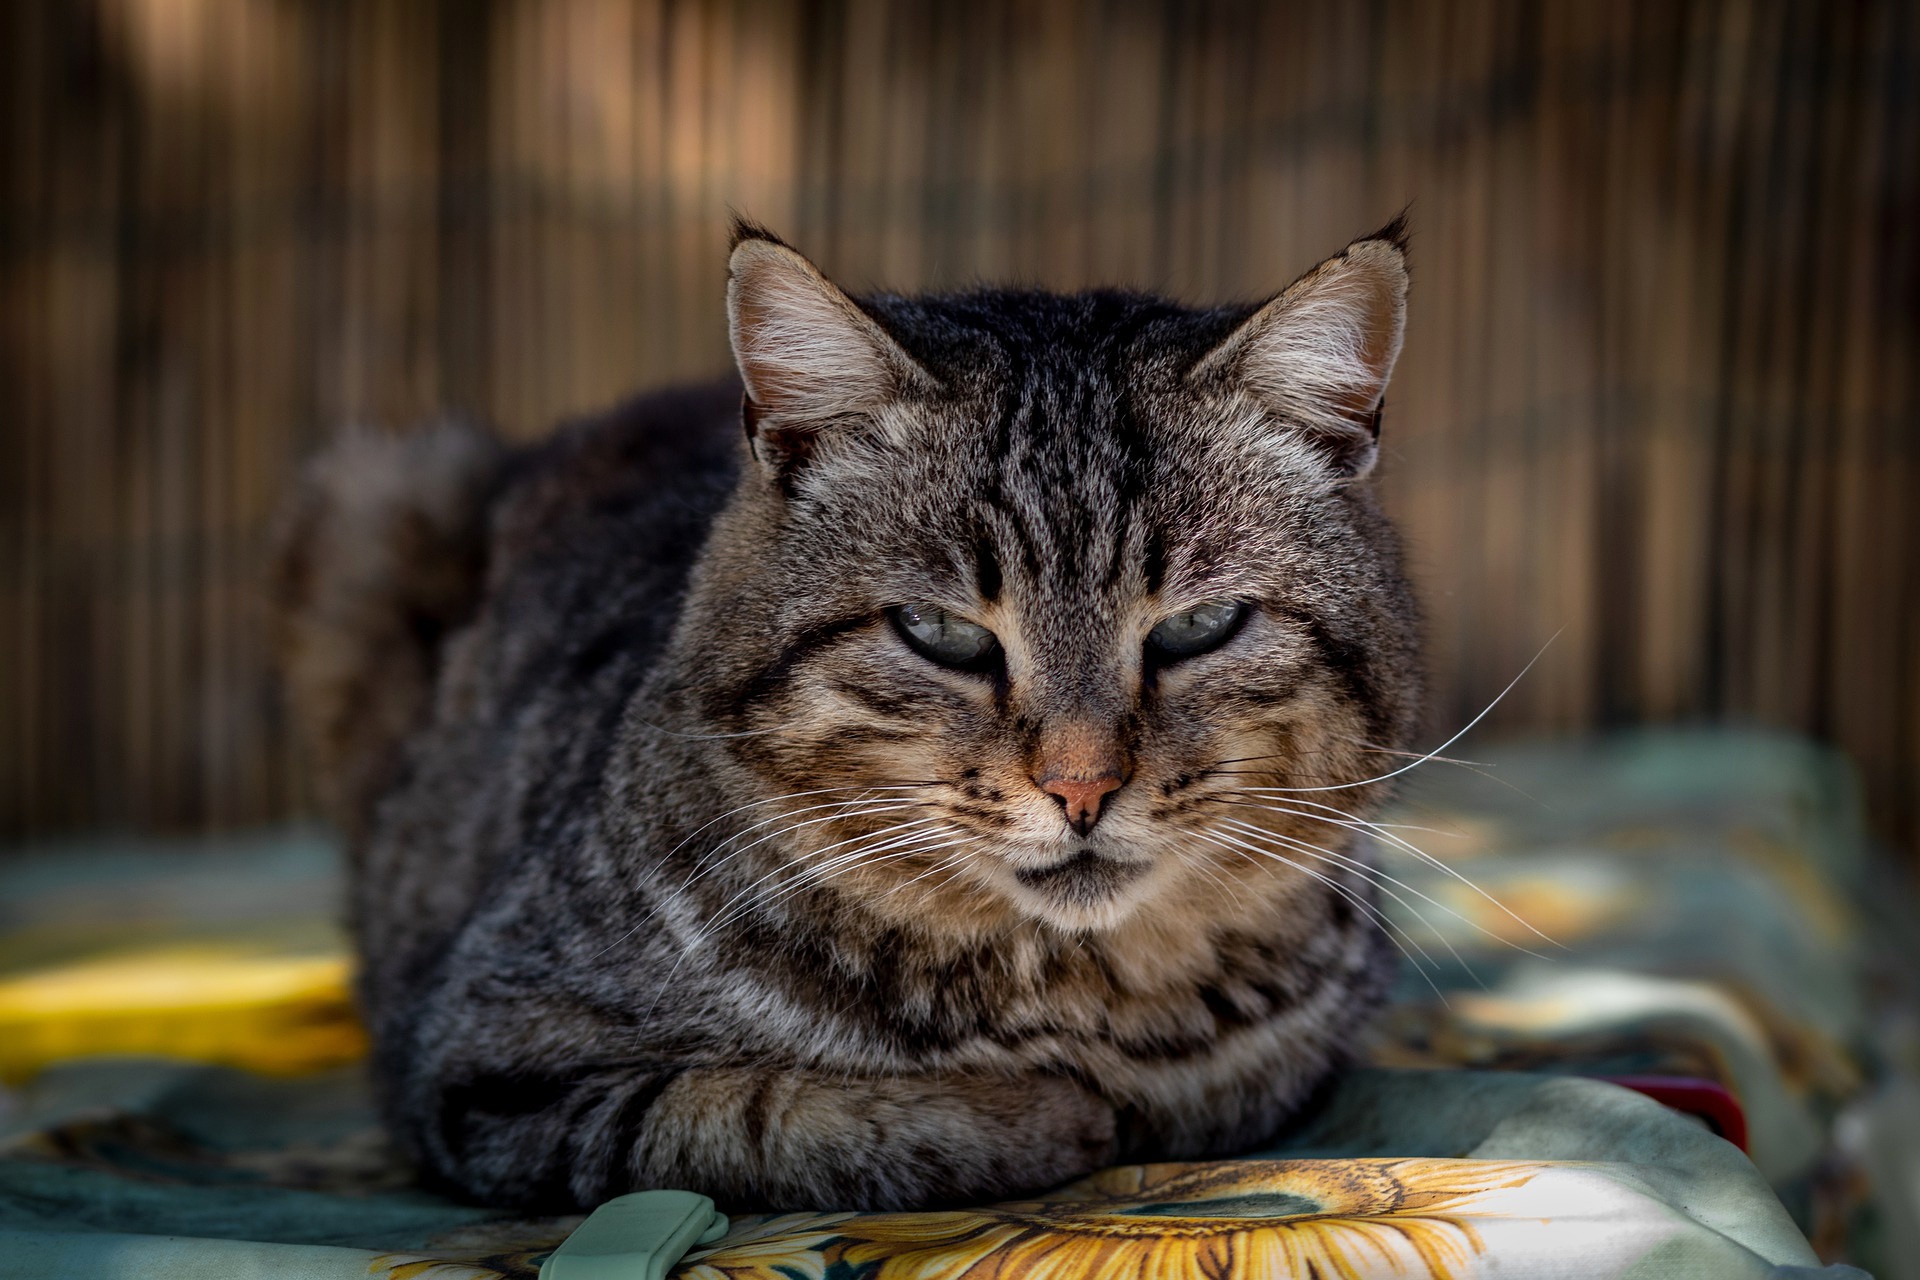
(892, 603, 1001, 670)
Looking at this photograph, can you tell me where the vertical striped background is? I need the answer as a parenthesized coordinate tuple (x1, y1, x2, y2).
(3, 0, 1916, 855)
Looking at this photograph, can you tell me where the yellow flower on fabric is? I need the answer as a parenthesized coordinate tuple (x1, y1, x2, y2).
(369, 1254, 509, 1280)
(676, 1159, 1548, 1280)
(677, 1211, 858, 1280)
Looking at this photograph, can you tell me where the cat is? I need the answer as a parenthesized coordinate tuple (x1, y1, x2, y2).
(273, 217, 1422, 1213)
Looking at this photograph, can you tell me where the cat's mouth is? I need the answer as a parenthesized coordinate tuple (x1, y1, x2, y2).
(1012, 849, 1146, 906)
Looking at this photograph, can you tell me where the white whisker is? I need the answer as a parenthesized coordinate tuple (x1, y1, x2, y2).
(668, 794, 928, 896)
(1172, 846, 1247, 912)
(707, 828, 975, 934)
(1355, 743, 1496, 769)
(592, 796, 928, 959)
(1215, 816, 1497, 982)
(655, 784, 932, 887)
(696, 818, 951, 938)
(1247, 631, 1559, 795)
(1189, 826, 1449, 1005)
(627, 813, 954, 1033)
(1222, 794, 1558, 949)
(877, 843, 979, 901)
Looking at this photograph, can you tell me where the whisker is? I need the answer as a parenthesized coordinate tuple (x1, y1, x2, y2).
(875, 841, 980, 902)
(1190, 827, 1442, 974)
(1350, 742, 1553, 810)
(661, 784, 934, 871)
(1202, 790, 1461, 836)
(591, 797, 928, 959)
(1204, 747, 1352, 770)
(707, 827, 972, 933)
(1210, 757, 1546, 814)
(657, 802, 923, 921)
(1354, 743, 1496, 769)
(621, 821, 951, 1032)
(1220, 794, 1559, 949)
(703, 818, 966, 926)
(1214, 816, 1497, 983)
(1172, 846, 1246, 911)
(687, 795, 912, 853)
(671, 793, 927, 888)
(1252, 632, 1559, 795)
(775, 826, 969, 901)
(1204, 767, 1367, 785)
(1190, 827, 1449, 1005)
(696, 818, 951, 936)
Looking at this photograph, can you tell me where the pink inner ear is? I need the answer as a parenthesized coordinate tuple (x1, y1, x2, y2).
(1336, 280, 1402, 425)
(732, 289, 797, 409)
(1229, 244, 1408, 447)
(727, 240, 903, 424)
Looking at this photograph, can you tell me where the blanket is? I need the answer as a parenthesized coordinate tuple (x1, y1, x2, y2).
(0, 729, 1909, 1278)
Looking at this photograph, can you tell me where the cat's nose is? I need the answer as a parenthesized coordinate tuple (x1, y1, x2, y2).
(1032, 721, 1129, 835)
(1036, 771, 1125, 836)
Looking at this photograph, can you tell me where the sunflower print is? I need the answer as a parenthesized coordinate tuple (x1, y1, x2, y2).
(676, 1158, 1549, 1280)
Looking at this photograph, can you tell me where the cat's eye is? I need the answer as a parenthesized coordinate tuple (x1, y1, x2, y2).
(1146, 601, 1246, 661)
(890, 603, 1002, 672)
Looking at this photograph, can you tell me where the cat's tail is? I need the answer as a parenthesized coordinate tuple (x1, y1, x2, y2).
(272, 420, 507, 832)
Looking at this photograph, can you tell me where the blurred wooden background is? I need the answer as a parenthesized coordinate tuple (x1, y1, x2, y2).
(3, 0, 1916, 853)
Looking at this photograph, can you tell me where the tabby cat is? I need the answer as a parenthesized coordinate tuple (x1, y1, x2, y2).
(275, 218, 1422, 1213)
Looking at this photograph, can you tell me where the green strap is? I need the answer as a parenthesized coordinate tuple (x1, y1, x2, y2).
(538, 1190, 729, 1280)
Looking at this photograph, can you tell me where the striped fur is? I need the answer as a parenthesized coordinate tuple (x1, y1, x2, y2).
(278, 221, 1422, 1212)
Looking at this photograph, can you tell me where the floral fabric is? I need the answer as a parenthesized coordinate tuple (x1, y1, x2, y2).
(0, 1064, 1851, 1280)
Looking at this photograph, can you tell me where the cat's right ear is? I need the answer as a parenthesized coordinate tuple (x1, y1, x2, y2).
(1188, 219, 1409, 478)
(726, 224, 934, 475)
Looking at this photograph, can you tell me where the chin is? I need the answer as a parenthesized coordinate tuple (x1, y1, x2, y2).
(997, 846, 1171, 932)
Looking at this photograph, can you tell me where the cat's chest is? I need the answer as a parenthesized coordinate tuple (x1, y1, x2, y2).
(763, 919, 1344, 1076)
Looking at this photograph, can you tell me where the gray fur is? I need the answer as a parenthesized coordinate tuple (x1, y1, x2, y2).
(277, 221, 1423, 1212)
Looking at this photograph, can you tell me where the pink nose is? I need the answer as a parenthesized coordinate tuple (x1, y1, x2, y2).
(1038, 772, 1124, 836)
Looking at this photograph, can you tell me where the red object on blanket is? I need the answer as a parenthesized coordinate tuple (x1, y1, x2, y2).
(1600, 1075, 1749, 1153)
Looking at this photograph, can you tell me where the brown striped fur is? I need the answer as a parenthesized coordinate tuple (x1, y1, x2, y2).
(276, 220, 1422, 1212)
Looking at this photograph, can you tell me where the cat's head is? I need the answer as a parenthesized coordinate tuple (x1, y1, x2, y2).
(675, 221, 1421, 933)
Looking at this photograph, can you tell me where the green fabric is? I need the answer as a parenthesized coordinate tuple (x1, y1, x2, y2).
(1362, 730, 1893, 1230)
(0, 1231, 393, 1280)
(0, 1062, 1851, 1280)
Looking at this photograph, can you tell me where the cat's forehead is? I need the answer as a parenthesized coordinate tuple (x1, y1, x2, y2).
(877, 295, 1202, 473)
(873, 287, 1245, 387)
(795, 289, 1345, 605)
(897, 399, 1271, 614)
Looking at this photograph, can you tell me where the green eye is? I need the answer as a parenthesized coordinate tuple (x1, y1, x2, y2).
(1147, 601, 1245, 661)
(890, 604, 1002, 671)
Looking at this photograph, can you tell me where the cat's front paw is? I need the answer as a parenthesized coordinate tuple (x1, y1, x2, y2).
(969, 1074, 1118, 1194)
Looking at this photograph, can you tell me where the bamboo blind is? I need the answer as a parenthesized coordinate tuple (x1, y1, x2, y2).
(3, 0, 1916, 854)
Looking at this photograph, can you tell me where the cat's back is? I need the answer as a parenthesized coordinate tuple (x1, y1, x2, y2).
(479, 377, 745, 674)
(277, 377, 743, 1000)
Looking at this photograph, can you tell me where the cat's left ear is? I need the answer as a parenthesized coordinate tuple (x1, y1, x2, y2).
(726, 222, 935, 475)
(1189, 219, 1409, 478)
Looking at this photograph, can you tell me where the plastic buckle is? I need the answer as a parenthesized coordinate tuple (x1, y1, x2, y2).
(538, 1189, 730, 1280)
